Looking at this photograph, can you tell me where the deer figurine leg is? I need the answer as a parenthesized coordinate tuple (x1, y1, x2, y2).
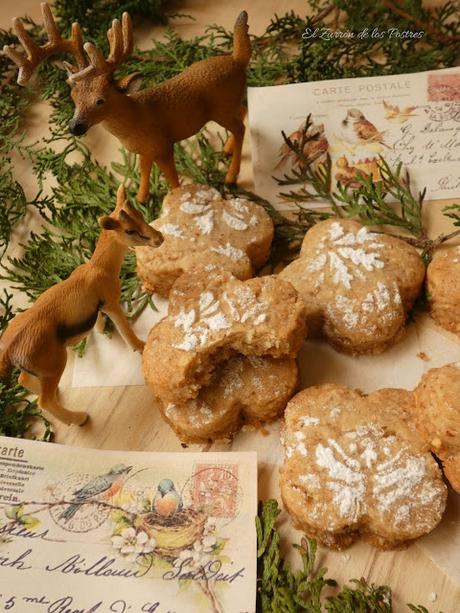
(137, 155, 154, 203)
(38, 348, 88, 426)
(18, 371, 41, 395)
(18, 349, 86, 425)
(95, 311, 105, 334)
(102, 303, 144, 352)
(137, 152, 179, 201)
(223, 134, 235, 156)
(39, 373, 88, 426)
(156, 151, 180, 189)
(219, 115, 245, 185)
(223, 106, 247, 155)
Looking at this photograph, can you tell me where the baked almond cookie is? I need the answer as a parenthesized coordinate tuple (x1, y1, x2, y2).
(159, 355, 299, 443)
(136, 185, 274, 296)
(280, 384, 446, 550)
(280, 219, 425, 355)
(413, 363, 460, 492)
(426, 246, 460, 337)
(143, 268, 306, 405)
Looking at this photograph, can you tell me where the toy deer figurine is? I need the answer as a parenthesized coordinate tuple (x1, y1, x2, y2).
(4, 3, 252, 202)
(0, 186, 163, 426)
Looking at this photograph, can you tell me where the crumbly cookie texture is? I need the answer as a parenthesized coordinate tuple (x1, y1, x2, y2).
(136, 184, 274, 296)
(158, 355, 299, 444)
(280, 219, 425, 355)
(413, 363, 460, 493)
(280, 384, 446, 550)
(426, 246, 460, 337)
(143, 268, 307, 405)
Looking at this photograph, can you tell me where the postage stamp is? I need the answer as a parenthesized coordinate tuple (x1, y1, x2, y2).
(427, 73, 460, 102)
(191, 463, 239, 519)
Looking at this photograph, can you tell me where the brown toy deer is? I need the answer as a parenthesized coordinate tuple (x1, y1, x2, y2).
(4, 3, 251, 202)
(0, 186, 163, 426)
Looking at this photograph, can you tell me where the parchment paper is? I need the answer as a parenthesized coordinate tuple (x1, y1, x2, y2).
(72, 295, 168, 387)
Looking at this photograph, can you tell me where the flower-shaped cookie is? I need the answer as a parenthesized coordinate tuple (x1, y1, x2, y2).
(413, 363, 460, 493)
(143, 268, 306, 405)
(281, 384, 446, 550)
(159, 355, 299, 443)
(426, 245, 460, 337)
(136, 184, 274, 296)
(280, 219, 425, 355)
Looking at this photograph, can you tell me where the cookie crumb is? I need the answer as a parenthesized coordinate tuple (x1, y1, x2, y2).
(417, 351, 429, 361)
(260, 427, 270, 437)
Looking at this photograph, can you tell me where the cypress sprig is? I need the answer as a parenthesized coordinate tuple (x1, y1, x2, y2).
(256, 500, 442, 613)
(275, 115, 460, 258)
(443, 203, 460, 227)
(0, 378, 52, 441)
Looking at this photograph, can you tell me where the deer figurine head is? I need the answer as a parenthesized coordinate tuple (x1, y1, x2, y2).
(4, 3, 251, 202)
(65, 13, 139, 137)
(99, 185, 163, 249)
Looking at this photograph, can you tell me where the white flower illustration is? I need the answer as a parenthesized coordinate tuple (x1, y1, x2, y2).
(175, 534, 217, 570)
(111, 527, 156, 561)
(121, 500, 140, 514)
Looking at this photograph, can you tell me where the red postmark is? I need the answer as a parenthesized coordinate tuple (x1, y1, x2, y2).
(428, 74, 460, 102)
(191, 464, 239, 518)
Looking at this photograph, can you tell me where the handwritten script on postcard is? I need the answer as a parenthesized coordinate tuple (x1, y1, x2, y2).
(248, 67, 460, 209)
(0, 437, 257, 613)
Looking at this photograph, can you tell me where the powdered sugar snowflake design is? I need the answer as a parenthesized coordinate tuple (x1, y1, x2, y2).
(309, 222, 385, 289)
(285, 419, 443, 530)
(326, 280, 402, 333)
(175, 189, 259, 243)
(172, 284, 268, 351)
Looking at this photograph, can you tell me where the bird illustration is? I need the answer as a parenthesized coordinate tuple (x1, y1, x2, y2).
(383, 100, 417, 123)
(152, 479, 183, 517)
(340, 108, 389, 148)
(277, 122, 328, 171)
(59, 464, 132, 523)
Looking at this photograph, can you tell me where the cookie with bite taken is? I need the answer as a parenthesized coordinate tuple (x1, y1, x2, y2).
(158, 355, 299, 443)
(143, 268, 306, 442)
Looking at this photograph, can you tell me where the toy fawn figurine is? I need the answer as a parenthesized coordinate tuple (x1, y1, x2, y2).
(4, 3, 252, 202)
(0, 186, 163, 426)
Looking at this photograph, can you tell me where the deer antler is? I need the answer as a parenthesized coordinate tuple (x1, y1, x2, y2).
(3, 2, 87, 86)
(69, 12, 133, 83)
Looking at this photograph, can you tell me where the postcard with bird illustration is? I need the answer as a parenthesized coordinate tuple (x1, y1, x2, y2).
(248, 66, 460, 209)
(0, 436, 257, 613)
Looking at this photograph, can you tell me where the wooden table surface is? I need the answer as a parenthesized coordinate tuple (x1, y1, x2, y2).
(1, 1, 460, 611)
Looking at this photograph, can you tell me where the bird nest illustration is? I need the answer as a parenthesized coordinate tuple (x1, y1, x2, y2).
(135, 508, 207, 558)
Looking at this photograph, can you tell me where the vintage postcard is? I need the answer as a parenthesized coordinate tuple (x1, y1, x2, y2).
(0, 437, 257, 613)
(248, 67, 460, 209)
